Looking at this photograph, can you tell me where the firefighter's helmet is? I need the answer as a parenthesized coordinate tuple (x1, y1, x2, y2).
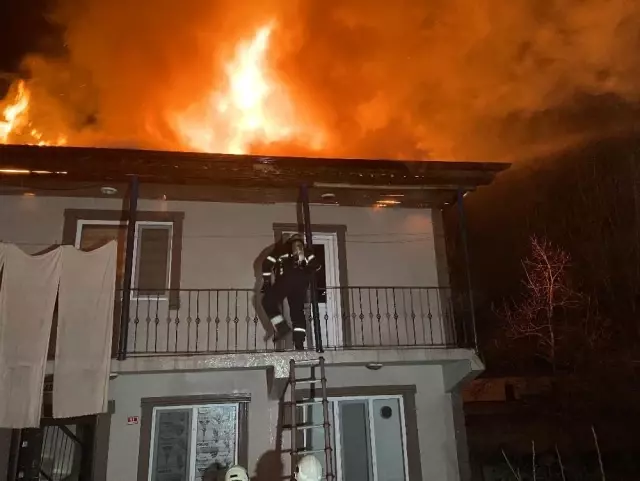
(287, 233, 305, 245)
(225, 465, 249, 481)
(296, 455, 323, 481)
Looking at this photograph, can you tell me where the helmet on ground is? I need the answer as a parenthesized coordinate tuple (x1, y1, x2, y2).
(296, 455, 323, 481)
(225, 465, 249, 481)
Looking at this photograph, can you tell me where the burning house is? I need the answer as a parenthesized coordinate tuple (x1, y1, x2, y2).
(0, 5, 520, 481)
(0, 142, 508, 481)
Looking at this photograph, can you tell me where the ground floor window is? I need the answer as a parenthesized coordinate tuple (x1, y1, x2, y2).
(148, 403, 240, 481)
(304, 395, 409, 481)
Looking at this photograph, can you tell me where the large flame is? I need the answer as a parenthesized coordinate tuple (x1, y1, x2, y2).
(170, 23, 323, 154)
(0, 23, 322, 155)
(172, 23, 323, 155)
(0, 80, 67, 147)
(3, 0, 637, 162)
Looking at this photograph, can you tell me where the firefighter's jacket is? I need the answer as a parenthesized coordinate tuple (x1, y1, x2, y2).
(262, 242, 320, 282)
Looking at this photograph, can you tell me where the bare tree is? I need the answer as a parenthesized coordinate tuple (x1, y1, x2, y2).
(497, 236, 581, 372)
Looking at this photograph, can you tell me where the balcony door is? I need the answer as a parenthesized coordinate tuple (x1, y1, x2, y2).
(304, 396, 409, 481)
(284, 231, 343, 348)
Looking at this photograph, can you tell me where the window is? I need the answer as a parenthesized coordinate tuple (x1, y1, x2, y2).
(75, 220, 172, 297)
(134, 222, 173, 296)
(75, 221, 128, 280)
(139, 398, 249, 481)
(149, 403, 239, 481)
(70, 212, 181, 304)
(304, 396, 409, 481)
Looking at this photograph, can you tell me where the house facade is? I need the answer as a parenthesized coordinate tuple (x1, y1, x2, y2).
(0, 145, 508, 481)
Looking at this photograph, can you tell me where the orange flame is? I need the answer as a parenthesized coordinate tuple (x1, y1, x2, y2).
(171, 23, 324, 155)
(0, 23, 321, 154)
(0, 80, 67, 147)
(0, 81, 30, 143)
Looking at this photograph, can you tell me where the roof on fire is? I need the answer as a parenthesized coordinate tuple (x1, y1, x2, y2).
(0, 144, 510, 207)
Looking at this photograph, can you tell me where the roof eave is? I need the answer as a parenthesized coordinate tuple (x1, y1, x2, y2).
(0, 145, 510, 205)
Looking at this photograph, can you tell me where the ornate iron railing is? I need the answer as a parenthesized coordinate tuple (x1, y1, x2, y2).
(121, 286, 469, 356)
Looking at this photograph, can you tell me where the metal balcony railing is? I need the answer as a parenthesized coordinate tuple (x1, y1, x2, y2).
(120, 286, 469, 356)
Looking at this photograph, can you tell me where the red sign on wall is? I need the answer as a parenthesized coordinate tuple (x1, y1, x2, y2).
(127, 416, 139, 425)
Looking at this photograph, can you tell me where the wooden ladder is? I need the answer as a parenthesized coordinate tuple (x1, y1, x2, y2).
(282, 357, 335, 481)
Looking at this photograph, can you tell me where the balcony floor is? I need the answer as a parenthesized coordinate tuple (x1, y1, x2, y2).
(111, 346, 481, 377)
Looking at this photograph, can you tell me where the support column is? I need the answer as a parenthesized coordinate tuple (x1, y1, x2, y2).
(456, 189, 478, 351)
(118, 176, 139, 361)
(300, 184, 323, 352)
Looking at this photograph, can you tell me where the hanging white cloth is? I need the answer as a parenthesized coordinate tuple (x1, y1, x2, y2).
(0, 243, 62, 428)
(53, 241, 117, 418)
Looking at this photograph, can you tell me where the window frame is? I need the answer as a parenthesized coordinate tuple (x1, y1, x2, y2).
(296, 385, 422, 481)
(74, 219, 174, 301)
(272, 223, 351, 347)
(133, 221, 174, 300)
(137, 394, 250, 481)
(305, 394, 410, 481)
(63, 209, 184, 310)
(147, 402, 241, 481)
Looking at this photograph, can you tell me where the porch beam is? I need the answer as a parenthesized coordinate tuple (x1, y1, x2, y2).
(117, 176, 139, 360)
(456, 188, 478, 351)
(300, 184, 323, 353)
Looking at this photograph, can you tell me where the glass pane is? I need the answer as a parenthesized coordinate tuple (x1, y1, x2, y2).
(304, 403, 334, 475)
(79, 224, 124, 250)
(194, 404, 238, 481)
(151, 409, 192, 481)
(339, 401, 373, 481)
(372, 399, 406, 481)
(79, 224, 127, 282)
(312, 244, 327, 303)
(136, 225, 172, 295)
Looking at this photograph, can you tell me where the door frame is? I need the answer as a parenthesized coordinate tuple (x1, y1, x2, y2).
(332, 395, 409, 481)
(284, 231, 343, 348)
(273, 224, 350, 347)
(303, 394, 410, 481)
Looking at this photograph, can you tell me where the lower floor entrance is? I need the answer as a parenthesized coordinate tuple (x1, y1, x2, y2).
(304, 395, 409, 481)
(8, 417, 96, 481)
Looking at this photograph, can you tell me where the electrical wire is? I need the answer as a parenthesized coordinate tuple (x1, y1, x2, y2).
(1, 237, 435, 248)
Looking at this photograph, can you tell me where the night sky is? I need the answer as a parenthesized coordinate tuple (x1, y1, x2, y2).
(0, 0, 53, 73)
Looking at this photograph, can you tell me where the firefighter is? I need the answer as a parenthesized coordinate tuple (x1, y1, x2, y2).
(296, 456, 323, 481)
(261, 234, 319, 350)
(224, 465, 249, 481)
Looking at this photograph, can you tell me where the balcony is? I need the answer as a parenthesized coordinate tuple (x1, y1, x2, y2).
(122, 286, 471, 356)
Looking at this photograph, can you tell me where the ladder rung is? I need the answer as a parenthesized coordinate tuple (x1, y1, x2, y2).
(283, 446, 333, 454)
(279, 476, 333, 480)
(294, 378, 322, 385)
(285, 399, 324, 406)
(296, 448, 328, 455)
(293, 360, 321, 367)
(283, 423, 326, 430)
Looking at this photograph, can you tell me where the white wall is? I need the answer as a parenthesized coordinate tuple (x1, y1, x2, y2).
(324, 365, 460, 481)
(106, 364, 461, 481)
(0, 195, 441, 287)
(0, 195, 455, 352)
(107, 369, 273, 481)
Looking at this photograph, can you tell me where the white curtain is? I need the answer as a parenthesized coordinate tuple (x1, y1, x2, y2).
(0, 244, 62, 428)
(53, 241, 117, 418)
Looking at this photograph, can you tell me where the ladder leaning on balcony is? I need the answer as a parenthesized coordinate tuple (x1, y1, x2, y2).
(282, 357, 335, 481)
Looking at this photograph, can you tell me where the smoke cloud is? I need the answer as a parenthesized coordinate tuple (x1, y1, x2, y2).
(7, 0, 640, 161)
